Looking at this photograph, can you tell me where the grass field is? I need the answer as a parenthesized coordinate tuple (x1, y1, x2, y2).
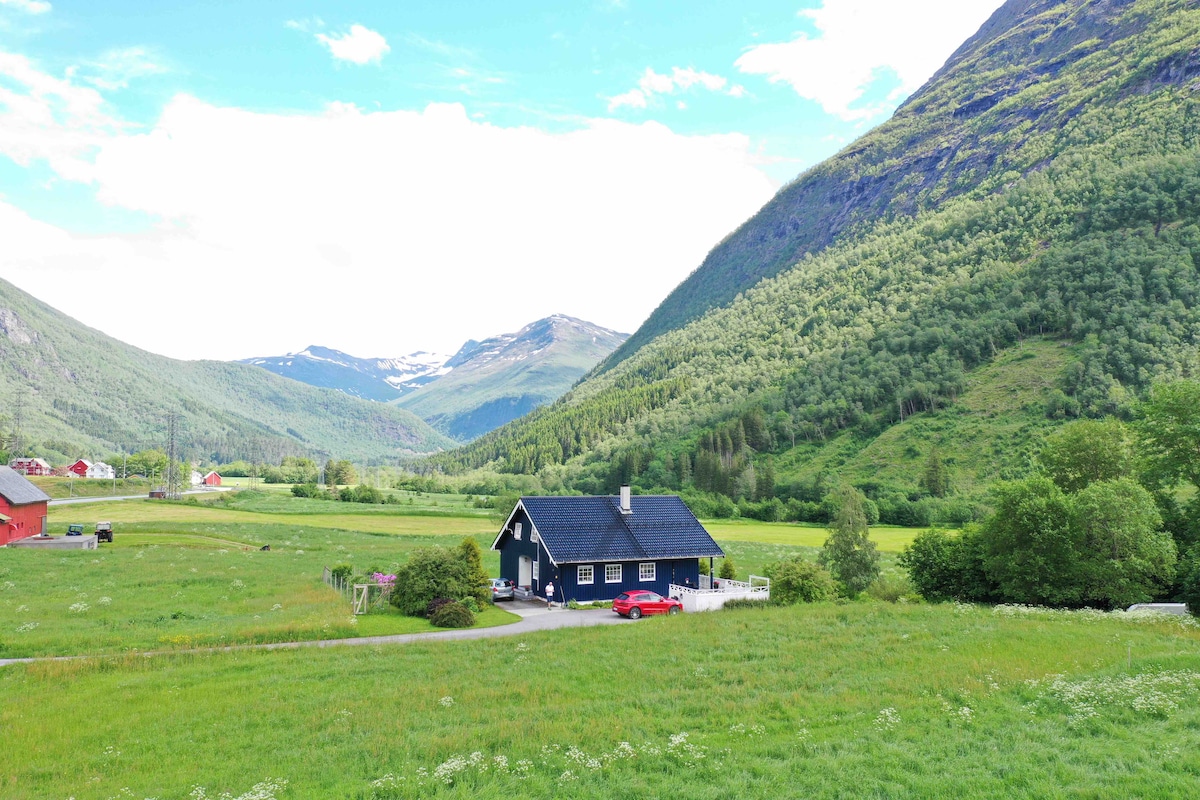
(3, 603, 1199, 798)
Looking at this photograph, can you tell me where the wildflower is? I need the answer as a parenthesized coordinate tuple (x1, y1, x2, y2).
(874, 707, 900, 731)
(15, 621, 38, 632)
(439, 696, 454, 707)
(98, 597, 112, 606)
(69, 602, 90, 614)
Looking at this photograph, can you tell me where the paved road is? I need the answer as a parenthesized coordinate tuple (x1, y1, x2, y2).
(48, 488, 229, 506)
(0, 601, 632, 667)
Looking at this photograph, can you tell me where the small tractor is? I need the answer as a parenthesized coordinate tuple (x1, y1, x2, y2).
(66, 523, 85, 536)
(95, 521, 113, 543)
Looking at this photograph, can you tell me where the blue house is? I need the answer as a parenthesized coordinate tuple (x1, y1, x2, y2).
(491, 487, 724, 603)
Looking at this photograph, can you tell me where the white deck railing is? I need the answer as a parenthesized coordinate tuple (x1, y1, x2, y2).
(670, 575, 770, 612)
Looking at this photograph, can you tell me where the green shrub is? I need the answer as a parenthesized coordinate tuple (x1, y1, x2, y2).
(391, 548, 471, 617)
(1179, 544, 1200, 617)
(329, 563, 353, 584)
(460, 596, 482, 613)
(719, 555, 737, 581)
(430, 600, 475, 628)
(866, 571, 916, 603)
(764, 557, 839, 605)
(457, 537, 491, 607)
(721, 597, 771, 611)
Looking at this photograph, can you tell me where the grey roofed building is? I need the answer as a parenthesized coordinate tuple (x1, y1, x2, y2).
(0, 465, 52, 505)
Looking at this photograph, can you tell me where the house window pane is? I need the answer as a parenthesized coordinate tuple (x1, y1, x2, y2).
(605, 564, 622, 583)
(639, 562, 655, 581)
(514, 522, 522, 540)
(533, 559, 540, 582)
(578, 565, 594, 585)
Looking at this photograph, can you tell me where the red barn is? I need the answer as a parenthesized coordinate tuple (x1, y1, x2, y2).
(0, 465, 51, 545)
(9, 457, 52, 477)
(202, 471, 222, 487)
(67, 459, 93, 477)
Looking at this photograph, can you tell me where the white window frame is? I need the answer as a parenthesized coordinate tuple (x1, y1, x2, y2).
(513, 522, 522, 541)
(605, 563, 622, 584)
(639, 562, 656, 582)
(531, 529, 539, 543)
(533, 559, 540, 582)
(577, 565, 594, 585)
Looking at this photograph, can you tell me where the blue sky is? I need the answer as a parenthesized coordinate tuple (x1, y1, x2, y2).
(0, 0, 1003, 359)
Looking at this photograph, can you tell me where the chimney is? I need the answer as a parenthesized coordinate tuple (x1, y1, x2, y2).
(620, 485, 631, 514)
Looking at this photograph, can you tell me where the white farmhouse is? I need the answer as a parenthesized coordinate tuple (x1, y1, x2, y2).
(86, 462, 116, 480)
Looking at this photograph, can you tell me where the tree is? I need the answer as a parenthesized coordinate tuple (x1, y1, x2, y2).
(901, 528, 979, 603)
(818, 485, 880, 596)
(457, 537, 492, 606)
(982, 477, 1081, 606)
(1039, 418, 1134, 493)
(1177, 544, 1200, 618)
(920, 448, 951, 497)
(1070, 478, 1175, 609)
(764, 556, 838, 604)
(719, 555, 737, 581)
(1137, 379, 1200, 490)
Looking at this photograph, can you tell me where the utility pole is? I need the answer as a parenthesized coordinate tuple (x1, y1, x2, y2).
(166, 412, 181, 500)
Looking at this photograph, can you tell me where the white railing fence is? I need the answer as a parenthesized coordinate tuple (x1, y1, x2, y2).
(670, 575, 770, 612)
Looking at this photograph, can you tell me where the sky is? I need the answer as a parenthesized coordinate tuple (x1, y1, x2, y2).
(0, 0, 1005, 362)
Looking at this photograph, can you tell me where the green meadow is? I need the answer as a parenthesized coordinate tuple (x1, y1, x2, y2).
(2, 494, 1198, 798)
(4, 604, 1199, 799)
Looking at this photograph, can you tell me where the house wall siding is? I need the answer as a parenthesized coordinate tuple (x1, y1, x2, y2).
(0, 498, 48, 545)
(557, 558, 701, 603)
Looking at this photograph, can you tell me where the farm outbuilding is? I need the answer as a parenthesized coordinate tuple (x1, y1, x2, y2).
(67, 459, 92, 477)
(9, 457, 52, 476)
(0, 465, 51, 546)
(492, 487, 724, 604)
(202, 471, 222, 487)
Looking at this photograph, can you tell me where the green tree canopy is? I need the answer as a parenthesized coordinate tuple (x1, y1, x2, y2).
(1039, 418, 1134, 493)
(818, 484, 880, 596)
(1137, 380, 1200, 490)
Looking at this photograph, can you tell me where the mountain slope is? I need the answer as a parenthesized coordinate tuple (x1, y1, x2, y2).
(395, 315, 627, 440)
(429, 0, 1200, 497)
(602, 0, 1200, 372)
(0, 278, 455, 463)
(239, 347, 451, 402)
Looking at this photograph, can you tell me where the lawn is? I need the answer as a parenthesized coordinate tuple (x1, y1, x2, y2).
(3, 602, 1198, 798)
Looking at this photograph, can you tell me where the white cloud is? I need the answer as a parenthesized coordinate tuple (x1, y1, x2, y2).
(609, 66, 736, 112)
(80, 47, 168, 91)
(735, 0, 1004, 121)
(0, 58, 779, 361)
(0, 0, 51, 14)
(315, 24, 390, 65)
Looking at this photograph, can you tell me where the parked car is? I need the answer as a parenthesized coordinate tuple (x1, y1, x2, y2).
(490, 578, 515, 602)
(612, 590, 683, 619)
(66, 523, 85, 536)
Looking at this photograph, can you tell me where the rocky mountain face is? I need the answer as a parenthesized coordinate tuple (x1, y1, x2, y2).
(601, 0, 1200, 373)
(395, 315, 628, 441)
(240, 347, 453, 402)
(430, 0, 1200, 494)
(240, 316, 627, 441)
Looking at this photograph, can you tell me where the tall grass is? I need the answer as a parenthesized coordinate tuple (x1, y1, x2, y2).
(2, 603, 1198, 798)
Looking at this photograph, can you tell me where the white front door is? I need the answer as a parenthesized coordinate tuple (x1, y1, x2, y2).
(519, 556, 532, 588)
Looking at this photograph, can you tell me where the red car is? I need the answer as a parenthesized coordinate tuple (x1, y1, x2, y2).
(612, 590, 683, 619)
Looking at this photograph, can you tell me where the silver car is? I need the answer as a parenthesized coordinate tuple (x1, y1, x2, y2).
(490, 578, 515, 602)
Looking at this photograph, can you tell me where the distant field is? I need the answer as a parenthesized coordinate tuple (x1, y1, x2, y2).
(4, 603, 1198, 798)
(29, 475, 154, 499)
(704, 519, 927, 552)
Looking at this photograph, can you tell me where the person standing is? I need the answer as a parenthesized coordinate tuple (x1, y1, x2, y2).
(545, 581, 555, 608)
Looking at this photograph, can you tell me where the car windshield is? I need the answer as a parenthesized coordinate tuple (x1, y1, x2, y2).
(616, 593, 631, 600)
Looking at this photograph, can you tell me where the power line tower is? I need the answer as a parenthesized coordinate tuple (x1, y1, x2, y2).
(165, 412, 182, 500)
(10, 387, 26, 455)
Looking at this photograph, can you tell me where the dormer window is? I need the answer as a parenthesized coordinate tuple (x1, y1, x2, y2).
(514, 522, 523, 540)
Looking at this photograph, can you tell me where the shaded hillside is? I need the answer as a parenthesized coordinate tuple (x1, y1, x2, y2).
(0, 278, 455, 463)
(603, 0, 1200, 372)
(395, 315, 627, 440)
(429, 0, 1200, 499)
